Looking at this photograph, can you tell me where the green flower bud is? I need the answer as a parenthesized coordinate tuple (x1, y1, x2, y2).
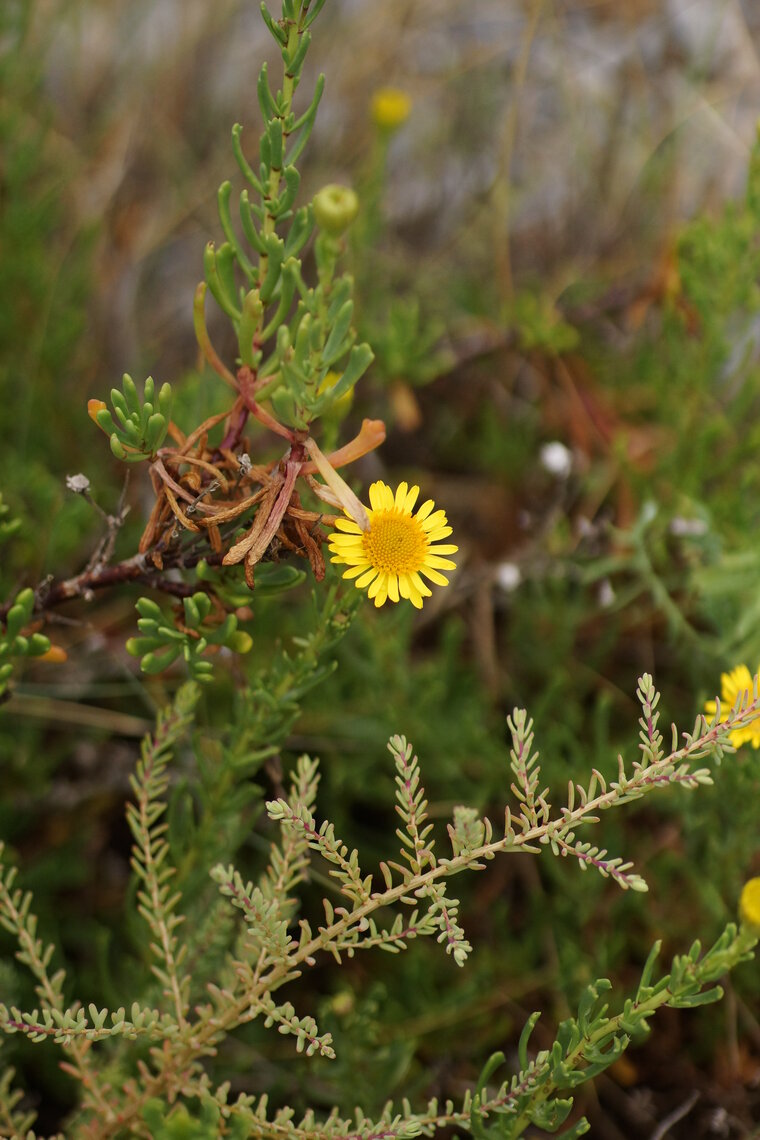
(227, 630, 253, 654)
(313, 184, 359, 236)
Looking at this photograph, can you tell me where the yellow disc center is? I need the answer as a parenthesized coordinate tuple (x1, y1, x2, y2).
(362, 511, 428, 574)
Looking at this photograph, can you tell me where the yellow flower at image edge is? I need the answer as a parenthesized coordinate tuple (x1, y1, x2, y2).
(328, 481, 457, 609)
(739, 878, 760, 930)
(704, 664, 760, 748)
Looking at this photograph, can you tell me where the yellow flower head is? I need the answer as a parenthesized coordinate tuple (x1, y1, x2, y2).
(371, 87, 412, 132)
(328, 481, 457, 609)
(704, 664, 760, 748)
(739, 877, 760, 930)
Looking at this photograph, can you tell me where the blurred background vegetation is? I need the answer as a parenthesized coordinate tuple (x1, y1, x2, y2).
(4, 0, 760, 1135)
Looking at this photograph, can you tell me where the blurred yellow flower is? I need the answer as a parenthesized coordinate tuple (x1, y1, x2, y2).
(317, 370, 353, 417)
(328, 480, 457, 609)
(704, 664, 760, 748)
(739, 878, 760, 929)
(371, 87, 412, 131)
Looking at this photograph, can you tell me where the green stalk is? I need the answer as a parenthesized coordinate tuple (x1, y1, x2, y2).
(258, 20, 301, 286)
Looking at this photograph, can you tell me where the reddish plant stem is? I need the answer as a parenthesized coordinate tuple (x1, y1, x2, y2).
(0, 551, 227, 623)
(219, 395, 249, 452)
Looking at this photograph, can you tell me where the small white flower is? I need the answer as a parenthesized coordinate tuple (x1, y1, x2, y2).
(598, 579, 615, 608)
(669, 516, 707, 537)
(539, 441, 572, 479)
(495, 562, 521, 592)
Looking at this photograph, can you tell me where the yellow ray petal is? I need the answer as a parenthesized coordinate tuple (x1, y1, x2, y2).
(369, 482, 386, 511)
(407, 584, 424, 609)
(423, 555, 457, 571)
(329, 537, 365, 555)
(368, 571, 387, 600)
(420, 566, 450, 586)
(404, 485, 420, 512)
(410, 571, 432, 597)
(372, 576, 389, 606)
(421, 510, 447, 532)
(342, 563, 372, 579)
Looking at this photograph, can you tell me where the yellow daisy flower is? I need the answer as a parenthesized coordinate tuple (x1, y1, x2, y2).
(328, 480, 457, 609)
(704, 664, 760, 748)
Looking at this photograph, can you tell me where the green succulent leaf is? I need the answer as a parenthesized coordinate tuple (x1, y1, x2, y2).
(127, 593, 251, 682)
